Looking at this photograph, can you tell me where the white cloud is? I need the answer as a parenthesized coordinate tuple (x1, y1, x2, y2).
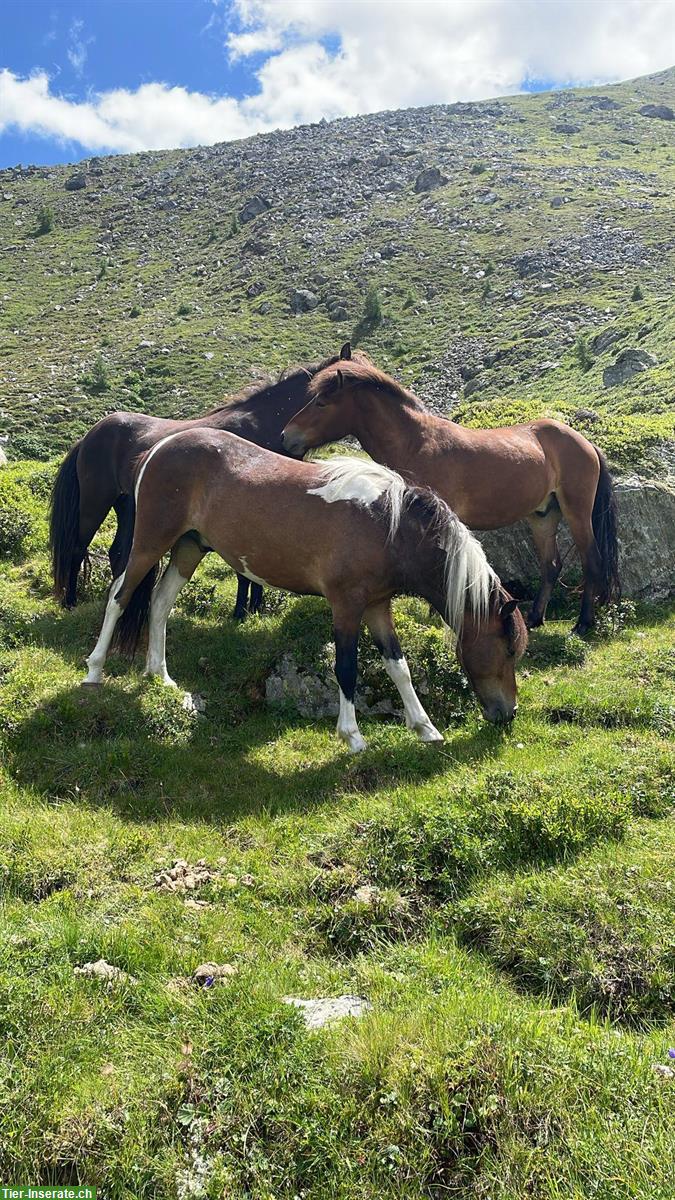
(66, 17, 93, 77)
(1, 1, 674, 156)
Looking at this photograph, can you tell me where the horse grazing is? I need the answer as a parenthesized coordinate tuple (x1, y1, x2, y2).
(82, 432, 527, 749)
(49, 347, 351, 618)
(281, 357, 620, 633)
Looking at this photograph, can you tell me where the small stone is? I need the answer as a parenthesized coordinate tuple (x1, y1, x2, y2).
(74, 958, 135, 985)
(652, 1064, 675, 1079)
(353, 884, 380, 905)
(193, 962, 237, 987)
(283, 995, 372, 1029)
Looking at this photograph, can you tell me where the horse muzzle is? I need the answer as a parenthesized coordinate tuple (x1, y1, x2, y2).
(280, 426, 307, 458)
(483, 701, 517, 726)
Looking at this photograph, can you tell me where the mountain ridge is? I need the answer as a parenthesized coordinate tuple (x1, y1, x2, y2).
(1, 66, 673, 473)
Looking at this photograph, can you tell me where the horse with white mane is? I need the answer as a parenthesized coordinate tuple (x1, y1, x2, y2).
(82, 430, 527, 749)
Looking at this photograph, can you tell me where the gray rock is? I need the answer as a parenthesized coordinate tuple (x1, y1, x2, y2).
(65, 173, 87, 191)
(266, 651, 399, 719)
(239, 194, 271, 223)
(603, 348, 657, 387)
(290, 288, 319, 314)
(553, 122, 581, 134)
(414, 167, 447, 193)
(550, 196, 564, 208)
(477, 480, 675, 601)
(639, 104, 674, 121)
(591, 328, 627, 354)
(283, 995, 372, 1029)
(0, 446, 7, 467)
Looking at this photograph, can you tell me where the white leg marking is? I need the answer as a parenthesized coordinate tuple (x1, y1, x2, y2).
(239, 555, 269, 587)
(84, 573, 125, 684)
(336, 689, 366, 753)
(383, 657, 443, 742)
(144, 563, 187, 687)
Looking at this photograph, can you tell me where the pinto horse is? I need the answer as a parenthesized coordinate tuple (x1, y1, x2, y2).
(82, 433, 527, 748)
(281, 356, 620, 633)
(49, 348, 351, 618)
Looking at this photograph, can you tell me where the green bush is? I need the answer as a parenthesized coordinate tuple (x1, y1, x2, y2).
(574, 334, 594, 373)
(34, 204, 54, 236)
(82, 355, 110, 394)
(0, 475, 40, 560)
(363, 286, 382, 326)
(631, 283, 644, 301)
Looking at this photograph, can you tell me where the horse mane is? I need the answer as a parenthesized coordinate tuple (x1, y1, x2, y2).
(205, 354, 344, 417)
(308, 358, 428, 412)
(310, 456, 497, 631)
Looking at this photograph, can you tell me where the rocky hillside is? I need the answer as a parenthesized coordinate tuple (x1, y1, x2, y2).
(0, 66, 674, 473)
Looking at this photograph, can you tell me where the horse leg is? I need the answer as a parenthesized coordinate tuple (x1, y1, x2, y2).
(365, 601, 443, 742)
(67, 479, 118, 608)
(556, 488, 602, 635)
(109, 494, 134, 579)
(330, 601, 366, 753)
(233, 574, 250, 621)
(145, 535, 205, 686)
(249, 583, 264, 615)
(526, 503, 562, 628)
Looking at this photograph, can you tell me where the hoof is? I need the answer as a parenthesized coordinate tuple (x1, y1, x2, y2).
(526, 611, 544, 629)
(80, 680, 102, 689)
(337, 729, 367, 754)
(415, 723, 444, 744)
(572, 622, 593, 637)
(232, 608, 247, 622)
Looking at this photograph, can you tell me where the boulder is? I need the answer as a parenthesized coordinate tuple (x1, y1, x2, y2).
(414, 167, 447, 193)
(290, 288, 319, 314)
(0, 446, 7, 467)
(553, 122, 581, 134)
(603, 348, 657, 387)
(476, 480, 675, 601)
(65, 173, 87, 191)
(639, 104, 674, 121)
(591, 328, 627, 354)
(239, 194, 271, 223)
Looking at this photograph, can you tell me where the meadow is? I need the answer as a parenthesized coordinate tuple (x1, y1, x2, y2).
(0, 460, 673, 1198)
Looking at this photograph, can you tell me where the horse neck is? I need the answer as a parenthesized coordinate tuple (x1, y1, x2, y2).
(207, 374, 311, 442)
(354, 389, 430, 470)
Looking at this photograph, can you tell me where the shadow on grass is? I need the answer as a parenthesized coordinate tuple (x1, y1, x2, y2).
(3, 670, 512, 826)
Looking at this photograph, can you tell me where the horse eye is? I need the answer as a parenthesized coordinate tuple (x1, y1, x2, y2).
(315, 397, 327, 408)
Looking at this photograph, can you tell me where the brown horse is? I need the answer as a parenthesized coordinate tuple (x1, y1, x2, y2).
(82, 432, 527, 747)
(281, 355, 620, 633)
(49, 347, 352, 617)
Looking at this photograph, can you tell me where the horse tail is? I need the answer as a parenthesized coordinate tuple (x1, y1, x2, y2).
(591, 446, 621, 605)
(109, 487, 158, 658)
(50, 440, 88, 605)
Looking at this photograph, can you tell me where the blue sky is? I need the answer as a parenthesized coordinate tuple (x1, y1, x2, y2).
(1, 0, 673, 169)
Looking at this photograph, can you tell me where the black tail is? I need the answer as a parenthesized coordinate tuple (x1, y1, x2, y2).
(592, 447, 621, 606)
(49, 441, 89, 606)
(108, 488, 158, 658)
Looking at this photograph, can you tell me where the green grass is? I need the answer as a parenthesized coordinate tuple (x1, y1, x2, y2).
(0, 470, 674, 1196)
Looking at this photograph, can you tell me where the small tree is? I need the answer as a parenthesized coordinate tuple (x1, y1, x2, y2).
(471, 161, 487, 175)
(480, 280, 492, 302)
(363, 286, 382, 327)
(574, 334, 593, 373)
(88, 355, 110, 394)
(177, 302, 192, 316)
(35, 204, 54, 236)
(228, 213, 239, 239)
(631, 283, 644, 301)
(129, 304, 141, 318)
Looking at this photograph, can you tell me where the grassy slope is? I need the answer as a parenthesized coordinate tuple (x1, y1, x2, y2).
(0, 464, 673, 1197)
(0, 71, 674, 469)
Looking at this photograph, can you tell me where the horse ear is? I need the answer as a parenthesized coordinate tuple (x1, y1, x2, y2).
(500, 598, 518, 619)
(339, 341, 352, 360)
(336, 369, 344, 389)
